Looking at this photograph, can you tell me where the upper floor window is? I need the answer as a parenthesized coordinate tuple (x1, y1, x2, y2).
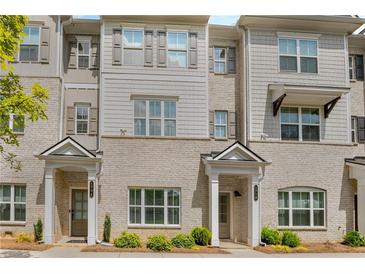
(77, 40, 90, 68)
(280, 107, 320, 142)
(134, 100, 176, 137)
(0, 184, 26, 222)
(279, 38, 318, 73)
(75, 104, 89, 134)
(351, 116, 357, 143)
(123, 29, 144, 66)
(214, 111, 228, 138)
(19, 26, 40, 62)
(214, 48, 226, 73)
(167, 32, 188, 68)
(349, 55, 364, 81)
(9, 114, 25, 134)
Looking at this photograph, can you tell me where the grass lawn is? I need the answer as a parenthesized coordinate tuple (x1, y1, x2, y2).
(255, 242, 365, 253)
(81, 244, 230, 254)
(0, 238, 52, 251)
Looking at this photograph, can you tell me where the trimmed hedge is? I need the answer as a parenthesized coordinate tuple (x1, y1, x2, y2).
(191, 227, 212, 246)
(114, 231, 141, 248)
(281, 231, 301, 247)
(261, 226, 282, 245)
(171, 233, 195, 249)
(147, 234, 173, 252)
(343, 231, 365, 247)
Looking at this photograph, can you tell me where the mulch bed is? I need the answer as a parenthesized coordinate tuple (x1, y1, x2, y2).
(0, 238, 52, 251)
(255, 242, 365, 254)
(81, 244, 230, 254)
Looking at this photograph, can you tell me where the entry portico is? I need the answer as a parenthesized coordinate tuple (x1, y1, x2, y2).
(36, 137, 101, 245)
(203, 141, 270, 247)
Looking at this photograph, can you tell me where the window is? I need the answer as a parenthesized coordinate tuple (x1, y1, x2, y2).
(167, 32, 187, 68)
(134, 100, 176, 137)
(278, 188, 325, 227)
(75, 104, 89, 134)
(214, 47, 226, 73)
(77, 41, 90, 68)
(349, 55, 356, 80)
(280, 107, 320, 141)
(214, 111, 227, 138)
(123, 29, 144, 66)
(128, 188, 180, 226)
(0, 185, 26, 222)
(19, 26, 40, 62)
(349, 55, 364, 81)
(351, 116, 357, 143)
(9, 114, 25, 134)
(279, 38, 318, 73)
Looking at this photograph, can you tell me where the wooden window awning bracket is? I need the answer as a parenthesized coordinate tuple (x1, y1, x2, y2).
(273, 93, 287, 116)
(324, 96, 341, 118)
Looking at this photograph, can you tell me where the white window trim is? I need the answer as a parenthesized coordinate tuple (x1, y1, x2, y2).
(167, 31, 188, 68)
(278, 188, 326, 229)
(133, 100, 177, 137)
(351, 116, 357, 143)
(278, 37, 319, 74)
(279, 106, 321, 142)
(122, 28, 144, 66)
(75, 104, 90, 135)
(18, 25, 41, 63)
(0, 184, 26, 224)
(76, 39, 91, 69)
(349, 55, 356, 81)
(213, 47, 227, 74)
(214, 110, 228, 139)
(9, 114, 24, 134)
(127, 188, 181, 228)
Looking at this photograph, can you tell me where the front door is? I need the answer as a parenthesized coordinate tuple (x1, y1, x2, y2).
(219, 192, 230, 239)
(71, 189, 88, 237)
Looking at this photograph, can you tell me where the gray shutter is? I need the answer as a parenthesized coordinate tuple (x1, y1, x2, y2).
(144, 30, 153, 67)
(112, 28, 122, 65)
(89, 107, 98, 135)
(227, 47, 236, 74)
(188, 32, 198, 69)
(40, 26, 50, 63)
(358, 117, 365, 143)
(90, 43, 99, 69)
(157, 31, 166, 67)
(209, 111, 214, 138)
(228, 111, 237, 139)
(66, 106, 75, 135)
(68, 42, 77, 69)
(209, 46, 214, 72)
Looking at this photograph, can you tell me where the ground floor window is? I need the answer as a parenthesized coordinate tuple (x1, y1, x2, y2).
(0, 184, 26, 222)
(129, 188, 180, 226)
(278, 187, 325, 227)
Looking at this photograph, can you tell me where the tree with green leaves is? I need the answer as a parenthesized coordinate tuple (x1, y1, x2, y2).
(0, 15, 49, 171)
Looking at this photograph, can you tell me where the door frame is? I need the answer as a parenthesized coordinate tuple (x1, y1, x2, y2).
(218, 191, 234, 240)
(69, 186, 88, 237)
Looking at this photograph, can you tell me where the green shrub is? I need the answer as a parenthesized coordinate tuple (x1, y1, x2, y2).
(16, 232, 33, 243)
(261, 226, 282, 245)
(33, 218, 43, 242)
(191, 227, 212, 246)
(171, 233, 195, 248)
(114, 231, 141, 248)
(282, 231, 301, 247)
(343, 231, 365, 247)
(147, 234, 172, 252)
(103, 214, 111, 242)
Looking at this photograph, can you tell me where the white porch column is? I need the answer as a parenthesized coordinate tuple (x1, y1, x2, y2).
(248, 174, 260, 246)
(358, 182, 365, 235)
(209, 174, 220, 247)
(87, 170, 97, 245)
(44, 168, 55, 244)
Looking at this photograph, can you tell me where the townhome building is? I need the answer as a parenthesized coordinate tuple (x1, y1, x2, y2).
(1, 15, 365, 247)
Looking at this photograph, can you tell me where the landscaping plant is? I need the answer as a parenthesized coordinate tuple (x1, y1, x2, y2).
(171, 233, 195, 248)
(191, 226, 212, 246)
(343, 230, 365, 247)
(114, 231, 141, 248)
(261, 226, 282, 245)
(103, 214, 111, 242)
(147, 234, 173, 252)
(15, 232, 33, 243)
(281, 231, 301, 247)
(33, 218, 43, 242)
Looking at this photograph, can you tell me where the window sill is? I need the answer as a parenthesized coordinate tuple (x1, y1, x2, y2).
(14, 132, 25, 136)
(250, 139, 354, 147)
(278, 71, 319, 76)
(0, 221, 26, 226)
(278, 226, 327, 231)
(128, 225, 181, 229)
(214, 137, 228, 141)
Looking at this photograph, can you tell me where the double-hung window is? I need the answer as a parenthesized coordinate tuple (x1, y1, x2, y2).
(19, 26, 40, 62)
(351, 116, 357, 143)
(9, 114, 25, 134)
(349, 55, 364, 81)
(123, 29, 144, 66)
(75, 104, 89, 134)
(167, 32, 188, 68)
(77, 40, 90, 68)
(214, 47, 226, 73)
(134, 100, 176, 137)
(278, 188, 325, 228)
(128, 188, 180, 226)
(279, 38, 318, 73)
(214, 111, 228, 138)
(280, 107, 320, 141)
(349, 55, 356, 80)
(0, 185, 26, 222)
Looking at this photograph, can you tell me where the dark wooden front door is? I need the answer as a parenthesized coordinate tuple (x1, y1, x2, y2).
(71, 189, 88, 237)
